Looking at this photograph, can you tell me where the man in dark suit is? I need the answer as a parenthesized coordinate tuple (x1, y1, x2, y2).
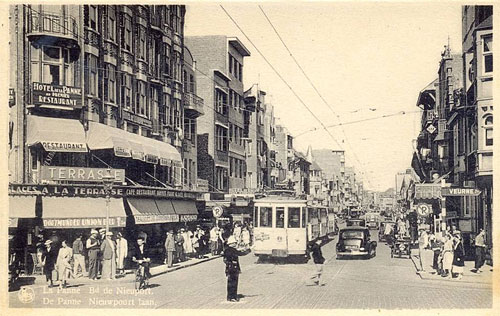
(223, 236, 250, 302)
(41, 240, 58, 287)
(132, 237, 151, 279)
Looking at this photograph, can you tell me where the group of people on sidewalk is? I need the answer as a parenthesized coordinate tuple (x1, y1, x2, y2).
(417, 226, 488, 280)
(163, 226, 206, 268)
(38, 229, 129, 288)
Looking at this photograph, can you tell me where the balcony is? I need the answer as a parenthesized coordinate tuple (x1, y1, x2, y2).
(183, 92, 204, 118)
(27, 11, 80, 54)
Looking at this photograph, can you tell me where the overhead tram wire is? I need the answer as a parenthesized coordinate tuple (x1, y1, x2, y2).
(258, 5, 379, 188)
(294, 110, 421, 137)
(219, 5, 344, 150)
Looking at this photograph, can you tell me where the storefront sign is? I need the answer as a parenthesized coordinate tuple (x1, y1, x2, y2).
(40, 167, 125, 183)
(114, 146, 131, 158)
(32, 82, 82, 109)
(9, 184, 200, 200)
(180, 214, 198, 222)
(122, 111, 153, 128)
(41, 141, 87, 152)
(131, 150, 145, 161)
(43, 216, 126, 228)
(145, 154, 159, 164)
(134, 214, 179, 224)
(441, 187, 481, 197)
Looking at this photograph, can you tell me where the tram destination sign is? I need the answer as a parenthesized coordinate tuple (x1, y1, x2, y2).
(441, 187, 481, 197)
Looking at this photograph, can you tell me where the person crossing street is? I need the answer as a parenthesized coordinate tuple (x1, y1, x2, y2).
(309, 239, 326, 286)
(223, 235, 250, 302)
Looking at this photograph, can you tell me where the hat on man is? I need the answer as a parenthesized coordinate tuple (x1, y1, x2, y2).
(168, 229, 174, 233)
(91, 229, 98, 235)
(44, 240, 53, 246)
(117, 232, 122, 237)
(227, 236, 237, 245)
(106, 231, 113, 236)
(99, 228, 106, 234)
(180, 228, 185, 232)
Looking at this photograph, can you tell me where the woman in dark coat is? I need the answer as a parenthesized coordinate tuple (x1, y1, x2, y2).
(452, 233, 465, 279)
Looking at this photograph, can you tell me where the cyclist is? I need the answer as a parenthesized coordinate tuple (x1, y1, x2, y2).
(132, 237, 152, 282)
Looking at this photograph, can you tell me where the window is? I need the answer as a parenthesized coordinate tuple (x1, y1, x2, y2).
(138, 26, 146, 60)
(121, 73, 132, 109)
(184, 117, 195, 141)
(215, 125, 228, 151)
(104, 64, 116, 102)
(150, 87, 160, 120)
(107, 7, 116, 41)
(31, 45, 74, 87)
(122, 14, 132, 51)
(301, 207, 306, 228)
(483, 35, 493, 74)
(276, 207, 285, 228)
(288, 207, 300, 228)
(215, 89, 227, 115)
(259, 207, 272, 227)
(229, 123, 233, 142)
(228, 54, 233, 75)
(88, 5, 97, 31)
(136, 81, 147, 116)
(85, 53, 98, 96)
(239, 64, 243, 81)
(484, 114, 493, 146)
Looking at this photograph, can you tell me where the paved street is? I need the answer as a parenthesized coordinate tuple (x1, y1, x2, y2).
(10, 229, 492, 309)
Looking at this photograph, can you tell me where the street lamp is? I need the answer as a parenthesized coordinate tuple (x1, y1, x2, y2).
(102, 168, 115, 234)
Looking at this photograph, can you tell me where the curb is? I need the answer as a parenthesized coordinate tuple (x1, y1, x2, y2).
(150, 255, 222, 277)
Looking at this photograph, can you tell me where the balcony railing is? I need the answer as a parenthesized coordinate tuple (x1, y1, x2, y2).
(27, 11, 79, 42)
(183, 92, 204, 116)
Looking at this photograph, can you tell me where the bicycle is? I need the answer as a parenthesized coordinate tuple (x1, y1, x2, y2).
(134, 258, 150, 290)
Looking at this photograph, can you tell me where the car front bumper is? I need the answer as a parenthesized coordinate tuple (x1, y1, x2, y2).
(336, 250, 369, 256)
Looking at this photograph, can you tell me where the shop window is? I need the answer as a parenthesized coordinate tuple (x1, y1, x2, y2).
(259, 207, 272, 227)
(482, 35, 493, 74)
(484, 114, 493, 146)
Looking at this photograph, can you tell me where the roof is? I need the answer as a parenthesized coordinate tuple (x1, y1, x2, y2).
(228, 37, 251, 57)
(310, 160, 322, 171)
(416, 79, 437, 110)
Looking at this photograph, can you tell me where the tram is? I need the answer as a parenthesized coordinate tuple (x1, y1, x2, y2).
(252, 191, 337, 259)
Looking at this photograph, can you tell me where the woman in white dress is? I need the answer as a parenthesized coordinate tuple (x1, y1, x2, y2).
(56, 240, 73, 288)
(441, 234, 454, 279)
(182, 228, 193, 257)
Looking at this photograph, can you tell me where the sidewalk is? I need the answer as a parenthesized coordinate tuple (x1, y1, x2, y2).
(18, 254, 221, 289)
(409, 247, 492, 286)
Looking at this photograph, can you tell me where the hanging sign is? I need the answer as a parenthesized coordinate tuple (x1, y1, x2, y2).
(416, 203, 432, 217)
(212, 206, 224, 218)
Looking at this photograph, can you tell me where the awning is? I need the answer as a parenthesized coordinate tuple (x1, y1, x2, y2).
(42, 197, 127, 228)
(10, 195, 38, 227)
(86, 122, 132, 157)
(172, 200, 198, 222)
(86, 121, 181, 163)
(126, 198, 179, 224)
(26, 115, 87, 152)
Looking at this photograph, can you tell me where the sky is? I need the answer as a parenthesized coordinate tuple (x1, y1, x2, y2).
(184, 2, 463, 192)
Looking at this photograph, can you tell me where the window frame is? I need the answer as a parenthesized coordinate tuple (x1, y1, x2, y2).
(482, 34, 493, 74)
(484, 114, 493, 146)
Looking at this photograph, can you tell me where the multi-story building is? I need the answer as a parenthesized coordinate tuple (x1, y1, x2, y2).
(461, 5, 493, 247)
(8, 5, 202, 268)
(185, 35, 251, 193)
(313, 149, 346, 212)
(306, 146, 328, 206)
(273, 124, 293, 187)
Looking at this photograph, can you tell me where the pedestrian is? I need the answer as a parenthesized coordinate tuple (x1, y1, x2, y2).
(181, 228, 193, 258)
(115, 232, 128, 276)
(191, 231, 200, 259)
(241, 226, 250, 247)
(56, 240, 73, 288)
(72, 234, 87, 278)
(98, 228, 106, 277)
(87, 229, 100, 280)
(248, 221, 254, 246)
(41, 240, 58, 287)
(218, 227, 225, 254)
(429, 232, 442, 274)
(233, 223, 242, 244)
(452, 232, 465, 280)
(441, 234, 454, 279)
(194, 226, 205, 258)
(100, 231, 117, 280)
(210, 225, 219, 256)
(309, 239, 326, 286)
(101, 232, 116, 280)
(473, 229, 486, 273)
(164, 229, 176, 267)
(175, 230, 185, 263)
(418, 229, 430, 273)
(223, 235, 250, 302)
(132, 237, 152, 279)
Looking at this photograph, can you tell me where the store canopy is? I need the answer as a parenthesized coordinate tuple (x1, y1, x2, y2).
(9, 195, 37, 218)
(414, 184, 442, 200)
(42, 197, 126, 228)
(26, 115, 87, 152)
(126, 198, 179, 224)
(86, 121, 181, 163)
(172, 200, 198, 222)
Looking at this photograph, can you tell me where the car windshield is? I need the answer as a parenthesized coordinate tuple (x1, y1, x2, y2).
(342, 231, 364, 239)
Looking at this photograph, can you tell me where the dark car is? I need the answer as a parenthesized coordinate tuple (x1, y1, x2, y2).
(378, 221, 395, 242)
(336, 226, 377, 259)
(346, 219, 366, 227)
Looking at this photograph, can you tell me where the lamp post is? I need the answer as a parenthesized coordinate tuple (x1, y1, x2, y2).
(102, 168, 115, 234)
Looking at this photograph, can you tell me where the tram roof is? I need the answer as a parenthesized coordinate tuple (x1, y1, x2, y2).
(253, 196, 307, 203)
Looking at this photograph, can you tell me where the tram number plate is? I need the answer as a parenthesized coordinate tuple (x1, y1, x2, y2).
(272, 249, 288, 257)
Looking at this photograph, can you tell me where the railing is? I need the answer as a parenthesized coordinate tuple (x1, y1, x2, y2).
(103, 41, 118, 58)
(27, 11, 78, 41)
(84, 28, 100, 48)
(183, 92, 204, 115)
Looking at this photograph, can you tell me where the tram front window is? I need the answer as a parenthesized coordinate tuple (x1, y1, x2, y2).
(276, 207, 285, 228)
(260, 207, 272, 227)
(288, 207, 300, 228)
